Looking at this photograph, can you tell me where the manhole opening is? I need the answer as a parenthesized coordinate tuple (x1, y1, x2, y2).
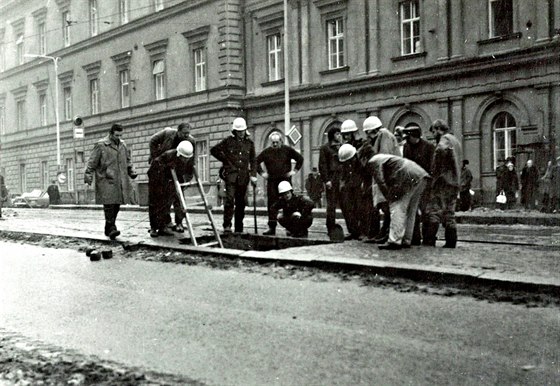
(180, 233, 334, 251)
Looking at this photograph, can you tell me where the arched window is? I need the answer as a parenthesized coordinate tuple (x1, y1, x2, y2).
(493, 112, 516, 168)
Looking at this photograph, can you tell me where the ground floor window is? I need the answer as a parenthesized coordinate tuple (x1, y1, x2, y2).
(493, 111, 517, 169)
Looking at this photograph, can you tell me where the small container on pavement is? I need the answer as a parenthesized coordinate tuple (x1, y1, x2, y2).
(85, 247, 96, 257)
(101, 250, 113, 259)
(89, 250, 101, 261)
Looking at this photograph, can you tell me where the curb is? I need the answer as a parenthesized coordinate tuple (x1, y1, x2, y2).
(1, 228, 558, 296)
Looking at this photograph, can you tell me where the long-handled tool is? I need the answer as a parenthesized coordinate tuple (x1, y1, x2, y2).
(192, 168, 223, 248)
(253, 184, 258, 234)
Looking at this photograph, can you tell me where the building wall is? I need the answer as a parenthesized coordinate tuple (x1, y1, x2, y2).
(0, 0, 559, 205)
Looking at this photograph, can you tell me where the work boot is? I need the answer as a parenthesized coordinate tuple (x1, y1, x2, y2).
(223, 226, 232, 234)
(422, 223, 439, 246)
(442, 227, 457, 248)
(108, 228, 121, 240)
(173, 224, 184, 233)
(263, 222, 276, 236)
(149, 229, 159, 238)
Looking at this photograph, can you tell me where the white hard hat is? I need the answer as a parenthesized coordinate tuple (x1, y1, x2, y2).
(177, 140, 194, 158)
(338, 144, 357, 162)
(278, 180, 293, 194)
(341, 119, 358, 133)
(232, 117, 247, 131)
(269, 132, 282, 142)
(363, 116, 383, 132)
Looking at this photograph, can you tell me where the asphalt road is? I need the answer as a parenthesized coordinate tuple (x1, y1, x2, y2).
(0, 241, 558, 385)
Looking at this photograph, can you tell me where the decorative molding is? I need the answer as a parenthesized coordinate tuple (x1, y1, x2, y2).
(54, 0, 71, 12)
(313, 0, 347, 14)
(32, 79, 49, 91)
(391, 51, 427, 62)
(111, 51, 132, 70)
(319, 65, 349, 76)
(256, 10, 283, 31)
(58, 70, 74, 85)
(477, 32, 522, 45)
(10, 18, 25, 35)
(82, 61, 102, 77)
(182, 25, 211, 46)
(144, 38, 168, 57)
(32, 7, 48, 22)
(10, 85, 28, 100)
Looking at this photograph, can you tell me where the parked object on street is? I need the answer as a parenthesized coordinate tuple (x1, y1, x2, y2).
(12, 190, 50, 208)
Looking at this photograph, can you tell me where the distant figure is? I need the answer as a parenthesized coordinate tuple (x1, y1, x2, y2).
(47, 180, 61, 205)
(0, 173, 8, 219)
(500, 161, 519, 210)
(305, 167, 324, 208)
(520, 159, 539, 210)
(459, 160, 473, 211)
(273, 181, 315, 238)
(540, 160, 553, 213)
(550, 156, 560, 213)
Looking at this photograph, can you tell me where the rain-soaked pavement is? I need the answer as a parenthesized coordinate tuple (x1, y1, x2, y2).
(0, 241, 558, 385)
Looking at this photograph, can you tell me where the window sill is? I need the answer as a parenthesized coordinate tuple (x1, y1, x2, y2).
(319, 65, 349, 76)
(261, 79, 285, 87)
(391, 51, 427, 62)
(477, 32, 522, 45)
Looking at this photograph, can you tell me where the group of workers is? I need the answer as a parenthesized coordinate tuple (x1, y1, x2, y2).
(84, 115, 463, 249)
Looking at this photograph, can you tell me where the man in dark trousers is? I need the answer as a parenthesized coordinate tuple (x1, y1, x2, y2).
(338, 144, 367, 240)
(210, 117, 257, 233)
(425, 119, 462, 248)
(47, 180, 61, 205)
(305, 167, 323, 208)
(256, 132, 304, 235)
(84, 123, 137, 239)
(0, 173, 8, 220)
(319, 126, 342, 235)
(149, 123, 196, 233)
(273, 181, 315, 238)
(402, 126, 435, 244)
(148, 141, 194, 237)
(520, 159, 539, 210)
(459, 160, 473, 211)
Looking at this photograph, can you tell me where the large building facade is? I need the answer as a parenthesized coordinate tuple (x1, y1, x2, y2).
(1, 0, 559, 204)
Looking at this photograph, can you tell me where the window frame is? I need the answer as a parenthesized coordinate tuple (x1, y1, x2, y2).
(488, 0, 514, 38)
(89, 78, 100, 115)
(195, 139, 210, 183)
(153, 59, 166, 101)
(119, 69, 130, 108)
(38, 22, 47, 55)
(0, 44, 4, 72)
(155, 0, 164, 12)
(19, 163, 27, 193)
(41, 160, 49, 190)
(89, 0, 99, 37)
(39, 92, 47, 126)
(266, 32, 283, 82)
(16, 99, 26, 131)
(492, 111, 517, 169)
(400, 0, 421, 56)
(120, 0, 129, 24)
(0, 104, 5, 135)
(327, 17, 345, 70)
(62, 11, 71, 47)
(16, 34, 24, 65)
(63, 86, 72, 121)
(194, 47, 207, 92)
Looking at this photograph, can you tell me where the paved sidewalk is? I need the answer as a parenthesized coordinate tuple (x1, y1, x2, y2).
(0, 207, 558, 292)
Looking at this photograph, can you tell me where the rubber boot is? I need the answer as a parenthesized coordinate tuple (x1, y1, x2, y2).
(422, 223, 439, 246)
(442, 227, 457, 248)
(263, 221, 276, 236)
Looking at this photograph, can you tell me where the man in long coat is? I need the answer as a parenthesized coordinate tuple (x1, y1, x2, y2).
(520, 159, 539, 210)
(319, 126, 342, 234)
(0, 173, 8, 219)
(85, 124, 137, 239)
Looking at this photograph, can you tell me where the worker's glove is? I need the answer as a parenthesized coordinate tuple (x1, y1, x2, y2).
(325, 181, 332, 190)
(250, 176, 258, 186)
(286, 170, 296, 178)
(292, 211, 302, 219)
(261, 172, 269, 180)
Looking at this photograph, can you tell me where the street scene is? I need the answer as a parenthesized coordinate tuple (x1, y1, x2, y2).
(1, 0, 560, 385)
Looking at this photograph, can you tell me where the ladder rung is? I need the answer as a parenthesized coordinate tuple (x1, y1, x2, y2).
(199, 241, 219, 247)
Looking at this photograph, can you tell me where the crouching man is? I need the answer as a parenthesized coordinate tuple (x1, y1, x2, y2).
(273, 181, 315, 238)
(368, 154, 429, 250)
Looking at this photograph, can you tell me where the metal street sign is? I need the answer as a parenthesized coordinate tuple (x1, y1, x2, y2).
(73, 127, 84, 139)
(287, 125, 301, 145)
(57, 173, 67, 184)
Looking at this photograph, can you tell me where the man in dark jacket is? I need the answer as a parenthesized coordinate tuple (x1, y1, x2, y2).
(402, 126, 435, 244)
(459, 160, 473, 211)
(338, 144, 368, 240)
(0, 173, 8, 219)
(149, 123, 195, 233)
(425, 119, 462, 248)
(47, 180, 61, 205)
(305, 167, 323, 208)
(273, 181, 315, 237)
(319, 126, 342, 233)
(210, 117, 257, 233)
(520, 159, 539, 210)
(256, 132, 304, 235)
(85, 123, 137, 239)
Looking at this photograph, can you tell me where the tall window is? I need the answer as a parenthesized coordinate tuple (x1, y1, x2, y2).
(16, 100, 26, 131)
(63, 86, 72, 121)
(120, 69, 130, 108)
(0, 44, 4, 72)
(493, 112, 517, 168)
(90, 78, 99, 114)
(16, 34, 24, 65)
(153, 60, 166, 100)
(19, 164, 27, 193)
(66, 158, 74, 192)
(90, 0, 99, 37)
(0, 105, 5, 135)
(489, 0, 513, 37)
(194, 48, 207, 91)
(120, 0, 129, 24)
(62, 11, 71, 47)
(41, 161, 49, 190)
(155, 0, 164, 12)
(327, 18, 344, 70)
(39, 93, 47, 126)
(400, 0, 421, 55)
(195, 140, 209, 182)
(38, 22, 46, 55)
(267, 33, 282, 81)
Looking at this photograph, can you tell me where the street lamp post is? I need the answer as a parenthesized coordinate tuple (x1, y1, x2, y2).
(24, 54, 62, 169)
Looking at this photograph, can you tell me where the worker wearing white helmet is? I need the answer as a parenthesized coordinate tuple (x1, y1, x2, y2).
(256, 132, 304, 235)
(340, 119, 364, 149)
(147, 138, 195, 238)
(338, 144, 367, 240)
(210, 117, 257, 233)
(148, 123, 196, 237)
(272, 181, 315, 238)
(319, 125, 343, 237)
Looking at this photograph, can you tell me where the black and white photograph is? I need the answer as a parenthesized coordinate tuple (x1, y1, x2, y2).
(0, 0, 558, 384)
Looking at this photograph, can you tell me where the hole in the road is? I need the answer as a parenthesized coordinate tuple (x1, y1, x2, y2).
(179, 233, 334, 251)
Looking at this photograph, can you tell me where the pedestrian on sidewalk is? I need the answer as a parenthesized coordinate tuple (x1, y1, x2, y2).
(540, 160, 553, 213)
(148, 141, 194, 237)
(305, 167, 324, 208)
(0, 173, 8, 220)
(273, 181, 315, 238)
(367, 154, 429, 250)
(210, 117, 257, 233)
(149, 123, 196, 233)
(84, 123, 138, 240)
(520, 159, 539, 210)
(501, 160, 519, 210)
(256, 132, 303, 236)
(319, 125, 342, 237)
(459, 160, 473, 211)
(402, 125, 435, 245)
(425, 119, 462, 248)
(47, 180, 61, 205)
(338, 144, 367, 240)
